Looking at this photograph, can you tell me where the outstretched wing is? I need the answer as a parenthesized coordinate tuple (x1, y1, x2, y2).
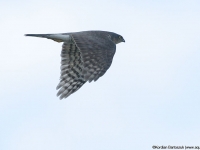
(57, 31, 116, 99)
(56, 42, 86, 99)
(71, 31, 116, 82)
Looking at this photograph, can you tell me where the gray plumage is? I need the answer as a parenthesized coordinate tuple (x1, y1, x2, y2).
(25, 31, 125, 99)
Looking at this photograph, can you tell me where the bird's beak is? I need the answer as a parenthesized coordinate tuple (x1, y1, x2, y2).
(123, 39, 125, 42)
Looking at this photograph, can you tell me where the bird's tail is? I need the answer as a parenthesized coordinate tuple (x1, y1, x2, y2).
(25, 34, 51, 38)
(25, 34, 71, 43)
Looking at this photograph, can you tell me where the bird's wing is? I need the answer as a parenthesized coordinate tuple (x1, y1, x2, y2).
(71, 31, 116, 82)
(56, 42, 86, 99)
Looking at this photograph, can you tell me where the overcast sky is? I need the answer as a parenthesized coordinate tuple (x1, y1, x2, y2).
(0, 0, 200, 150)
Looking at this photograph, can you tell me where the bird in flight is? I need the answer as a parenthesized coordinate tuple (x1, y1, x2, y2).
(25, 31, 125, 99)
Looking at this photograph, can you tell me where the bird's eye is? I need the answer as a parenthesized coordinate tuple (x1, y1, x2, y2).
(118, 36, 121, 39)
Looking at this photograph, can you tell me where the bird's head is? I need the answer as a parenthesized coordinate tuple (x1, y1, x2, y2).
(109, 32, 125, 44)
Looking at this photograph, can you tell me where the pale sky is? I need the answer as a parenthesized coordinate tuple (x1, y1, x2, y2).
(0, 0, 200, 150)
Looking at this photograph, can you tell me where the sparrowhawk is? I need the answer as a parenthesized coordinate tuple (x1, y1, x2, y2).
(25, 31, 125, 99)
